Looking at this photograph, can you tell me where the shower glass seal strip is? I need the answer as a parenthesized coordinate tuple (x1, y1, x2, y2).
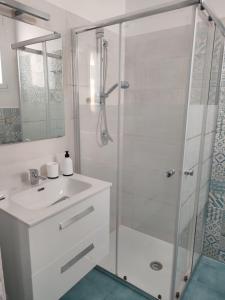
(0, 0, 50, 21)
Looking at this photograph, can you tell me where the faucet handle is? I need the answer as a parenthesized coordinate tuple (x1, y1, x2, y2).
(29, 169, 39, 178)
(29, 169, 39, 185)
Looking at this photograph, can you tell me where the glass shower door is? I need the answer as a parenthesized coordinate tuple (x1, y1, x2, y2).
(174, 9, 223, 298)
(73, 25, 121, 274)
(117, 7, 195, 300)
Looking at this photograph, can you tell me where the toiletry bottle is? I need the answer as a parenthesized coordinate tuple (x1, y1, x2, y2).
(63, 151, 73, 176)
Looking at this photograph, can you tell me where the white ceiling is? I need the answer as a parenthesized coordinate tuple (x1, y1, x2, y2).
(45, 0, 126, 22)
(45, 0, 225, 21)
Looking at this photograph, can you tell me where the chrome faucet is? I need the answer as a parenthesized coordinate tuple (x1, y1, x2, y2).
(29, 169, 47, 185)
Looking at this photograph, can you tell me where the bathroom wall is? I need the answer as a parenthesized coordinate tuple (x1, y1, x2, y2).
(0, 0, 88, 193)
(121, 12, 194, 243)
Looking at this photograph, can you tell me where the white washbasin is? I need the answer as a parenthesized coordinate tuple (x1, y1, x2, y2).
(11, 176, 92, 210)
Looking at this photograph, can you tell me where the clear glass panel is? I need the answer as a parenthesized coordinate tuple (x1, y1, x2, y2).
(118, 7, 194, 300)
(193, 28, 224, 268)
(75, 25, 121, 274)
(174, 9, 220, 297)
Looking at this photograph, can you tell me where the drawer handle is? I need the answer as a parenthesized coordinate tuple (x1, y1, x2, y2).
(59, 206, 94, 230)
(60, 243, 94, 273)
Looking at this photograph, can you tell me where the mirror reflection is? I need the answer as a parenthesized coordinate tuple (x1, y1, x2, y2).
(0, 16, 64, 144)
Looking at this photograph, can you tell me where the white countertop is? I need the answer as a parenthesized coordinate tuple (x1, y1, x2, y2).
(0, 174, 111, 227)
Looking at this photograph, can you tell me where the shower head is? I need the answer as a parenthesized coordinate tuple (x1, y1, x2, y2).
(104, 81, 130, 98)
(105, 83, 119, 97)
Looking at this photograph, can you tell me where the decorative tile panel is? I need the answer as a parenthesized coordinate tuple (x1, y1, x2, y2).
(208, 189, 225, 209)
(203, 43, 225, 261)
(203, 206, 222, 259)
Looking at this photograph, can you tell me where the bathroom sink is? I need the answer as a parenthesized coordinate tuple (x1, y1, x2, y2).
(11, 176, 92, 210)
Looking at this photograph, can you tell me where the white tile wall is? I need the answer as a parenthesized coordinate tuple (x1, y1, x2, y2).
(80, 131, 118, 166)
(79, 104, 118, 135)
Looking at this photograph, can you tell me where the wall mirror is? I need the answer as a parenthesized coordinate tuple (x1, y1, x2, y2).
(0, 15, 64, 144)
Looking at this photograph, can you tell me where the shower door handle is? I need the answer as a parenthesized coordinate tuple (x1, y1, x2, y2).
(166, 169, 175, 178)
(184, 170, 194, 176)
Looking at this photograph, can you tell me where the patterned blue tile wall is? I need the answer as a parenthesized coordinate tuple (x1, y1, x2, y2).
(203, 75, 225, 262)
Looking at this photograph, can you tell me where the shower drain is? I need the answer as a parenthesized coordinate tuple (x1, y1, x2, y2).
(150, 261, 163, 271)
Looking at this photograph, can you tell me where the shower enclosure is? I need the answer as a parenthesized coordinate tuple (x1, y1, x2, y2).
(72, 1, 225, 299)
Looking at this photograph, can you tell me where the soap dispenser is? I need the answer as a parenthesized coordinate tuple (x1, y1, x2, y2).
(62, 151, 73, 176)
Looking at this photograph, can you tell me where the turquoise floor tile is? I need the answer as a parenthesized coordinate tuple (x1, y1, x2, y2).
(61, 277, 108, 300)
(182, 281, 225, 300)
(85, 269, 118, 294)
(61, 268, 152, 300)
(194, 258, 225, 294)
(105, 284, 150, 300)
(61, 256, 225, 300)
(182, 256, 225, 300)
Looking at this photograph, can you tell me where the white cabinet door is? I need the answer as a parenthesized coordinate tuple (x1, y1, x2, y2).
(0, 250, 6, 300)
(32, 226, 109, 300)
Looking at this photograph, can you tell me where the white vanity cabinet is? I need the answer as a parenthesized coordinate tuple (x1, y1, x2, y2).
(0, 187, 110, 300)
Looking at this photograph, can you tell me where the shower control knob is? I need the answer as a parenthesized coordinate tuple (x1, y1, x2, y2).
(166, 169, 175, 178)
(184, 170, 194, 176)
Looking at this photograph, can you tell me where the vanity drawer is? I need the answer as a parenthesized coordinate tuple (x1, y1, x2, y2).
(29, 188, 110, 274)
(32, 226, 109, 300)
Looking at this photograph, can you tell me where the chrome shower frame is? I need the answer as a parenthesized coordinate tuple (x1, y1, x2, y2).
(72, 0, 225, 36)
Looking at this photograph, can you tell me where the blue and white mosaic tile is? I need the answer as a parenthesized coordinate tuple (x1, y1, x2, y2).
(218, 250, 225, 263)
(204, 206, 223, 259)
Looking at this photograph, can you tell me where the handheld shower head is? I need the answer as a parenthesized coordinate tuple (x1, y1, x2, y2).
(104, 81, 130, 98)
